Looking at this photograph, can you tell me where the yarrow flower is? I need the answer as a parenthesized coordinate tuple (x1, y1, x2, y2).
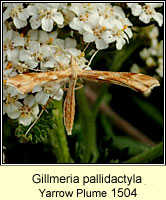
(102, 6, 133, 50)
(4, 92, 39, 126)
(69, 3, 133, 50)
(17, 95, 39, 126)
(130, 26, 163, 78)
(3, 30, 25, 62)
(34, 83, 63, 105)
(127, 3, 163, 27)
(19, 41, 56, 69)
(3, 86, 26, 118)
(27, 3, 64, 32)
(3, 3, 30, 29)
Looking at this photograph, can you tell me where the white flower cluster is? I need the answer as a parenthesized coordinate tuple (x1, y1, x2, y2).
(3, 3, 134, 50)
(131, 26, 163, 78)
(127, 3, 163, 27)
(3, 3, 65, 30)
(3, 28, 88, 126)
(69, 3, 133, 50)
(3, 3, 163, 127)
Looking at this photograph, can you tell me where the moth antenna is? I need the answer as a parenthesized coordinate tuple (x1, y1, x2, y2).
(83, 43, 90, 52)
(87, 50, 99, 68)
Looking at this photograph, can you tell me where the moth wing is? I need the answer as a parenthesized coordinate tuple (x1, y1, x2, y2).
(79, 70, 160, 95)
(6, 71, 69, 94)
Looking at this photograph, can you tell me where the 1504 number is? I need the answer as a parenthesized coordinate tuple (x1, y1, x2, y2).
(111, 188, 137, 197)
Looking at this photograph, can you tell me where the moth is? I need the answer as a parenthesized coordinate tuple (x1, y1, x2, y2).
(6, 56, 160, 135)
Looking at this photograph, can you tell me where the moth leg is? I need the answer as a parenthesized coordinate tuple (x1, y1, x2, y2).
(25, 98, 52, 136)
(63, 83, 69, 92)
(63, 82, 83, 91)
(75, 83, 84, 90)
(24, 84, 63, 136)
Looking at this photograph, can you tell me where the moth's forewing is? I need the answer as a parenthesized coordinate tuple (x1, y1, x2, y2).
(6, 71, 70, 94)
(79, 70, 160, 95)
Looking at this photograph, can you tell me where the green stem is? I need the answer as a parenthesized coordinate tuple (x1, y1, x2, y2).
(76, 88, 99, 163)
(123, 141, 163, 164)
(49, 99, 73, 163)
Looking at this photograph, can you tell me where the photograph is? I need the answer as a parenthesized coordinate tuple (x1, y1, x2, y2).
(2, 2, 164, 164)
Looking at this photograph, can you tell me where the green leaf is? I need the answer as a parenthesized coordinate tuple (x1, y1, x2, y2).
(112, 136, 150, 156)
(123, 141, 163, 163)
